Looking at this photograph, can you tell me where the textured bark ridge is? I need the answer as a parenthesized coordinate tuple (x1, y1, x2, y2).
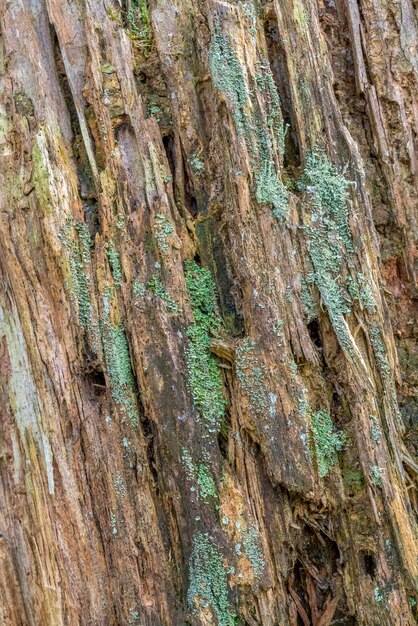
(0, 0, 417, 624)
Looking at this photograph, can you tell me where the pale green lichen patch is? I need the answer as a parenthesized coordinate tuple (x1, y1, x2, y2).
(132, 277, 146, 299)
(209, 23, 249, 134)
(241, 525, 265, 579)
(347, 273, 376, 312)
(236, 339, 268, 413)
(148, 274, 179, 312)
(370, 464, 383, 486)
(309, 408, 344, 478)
(197, 464, 218, 500)
(253, 64, 288, 217)
(300, 277, 318, 321)
(182, 448, 218, 500)
(255, 161, 288, 219)
(369, 323, 391, 379)
(209, 24, 288, 218)
(298, 151, 354, 351)
(187, 533, 234, 626)
(255, 63, 287, 162)
(370, 416, 382, 442)
(189, 155, 205, 173)
(154, 213, 174, 253)
(185, 261, 226, 430)
(101, 321, 139, 426)
(59, 218, 93, 329)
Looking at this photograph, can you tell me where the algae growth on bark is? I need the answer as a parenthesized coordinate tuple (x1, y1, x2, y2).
(0, 0, 417, 624)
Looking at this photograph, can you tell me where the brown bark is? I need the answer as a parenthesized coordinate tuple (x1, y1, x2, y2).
(0, 0, 417, 624)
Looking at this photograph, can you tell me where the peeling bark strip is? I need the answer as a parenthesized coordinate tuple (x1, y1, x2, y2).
(0, 0, 417, 623)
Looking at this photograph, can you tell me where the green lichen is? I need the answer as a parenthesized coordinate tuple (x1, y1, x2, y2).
(370, 323, 391, 379)
(242, 525, 264, 578)
(374, 587, 385, 603)
(154, 213, 174, 253)
(370, 464, 383, 487)
(60, 219, 93, 329)
(113, 472, 126, 497)
(128, 607, 141, 624)
(255, 63, 286, 161)
(370, 416, 382, 442)
(197, 464, 217, 500)
(300, 277, 318, 321)
(343, 468, 365, 493)
(347, 273, 376, 312)
(185, 261, 226, 430)
(107, 240, 122, 288)
(101, 321, 138, 426)
(309, 409, 344, 478)
(209, 25, 288, 219)
(255, 161, 288, 219)
(187, 533, 234, 626)
(298, 151, 354, 352)
(189, 155, 205, 173)
(243, 1, 257, 36)
(132, 277, 146, 299)
(148, 104, 161, 116)
(148, 274, 179, 312)
(236, 339, 268, 413)
(182, 450, 217, 500)
(209, 24, 249, 134)
(253, 64, 288, 217)
(182, 448, 195, 480)
(110, 511, 118, 536)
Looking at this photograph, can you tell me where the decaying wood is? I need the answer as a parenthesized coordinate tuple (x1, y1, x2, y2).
(0, 0, 417, 624)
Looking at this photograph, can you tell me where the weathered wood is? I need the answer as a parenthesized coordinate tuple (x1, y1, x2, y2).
(0, 0, 417, 624)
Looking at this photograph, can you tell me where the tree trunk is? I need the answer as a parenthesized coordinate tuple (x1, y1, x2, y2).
(0, 0, 417, 624)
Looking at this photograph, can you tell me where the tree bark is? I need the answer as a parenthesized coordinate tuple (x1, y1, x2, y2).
(0, 0, 417, 624)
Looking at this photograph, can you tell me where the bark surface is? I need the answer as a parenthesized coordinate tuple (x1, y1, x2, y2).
(0, 0, 417, 624)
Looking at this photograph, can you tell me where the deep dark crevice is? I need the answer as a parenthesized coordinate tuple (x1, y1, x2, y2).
(307, 319, 322, 350)
(50, 24, 100, 238)
(141, 416, 160, 491)
(135, 388, 160, 492)
(361, 551, 377, 578)
(87, 370, 107, 396)
(217, 413, 230, 460)
(162, 133, 176, 182)
(263, 12, 301, 168)
(82, 362, 107, 396)
(181, 149, 199, 218)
